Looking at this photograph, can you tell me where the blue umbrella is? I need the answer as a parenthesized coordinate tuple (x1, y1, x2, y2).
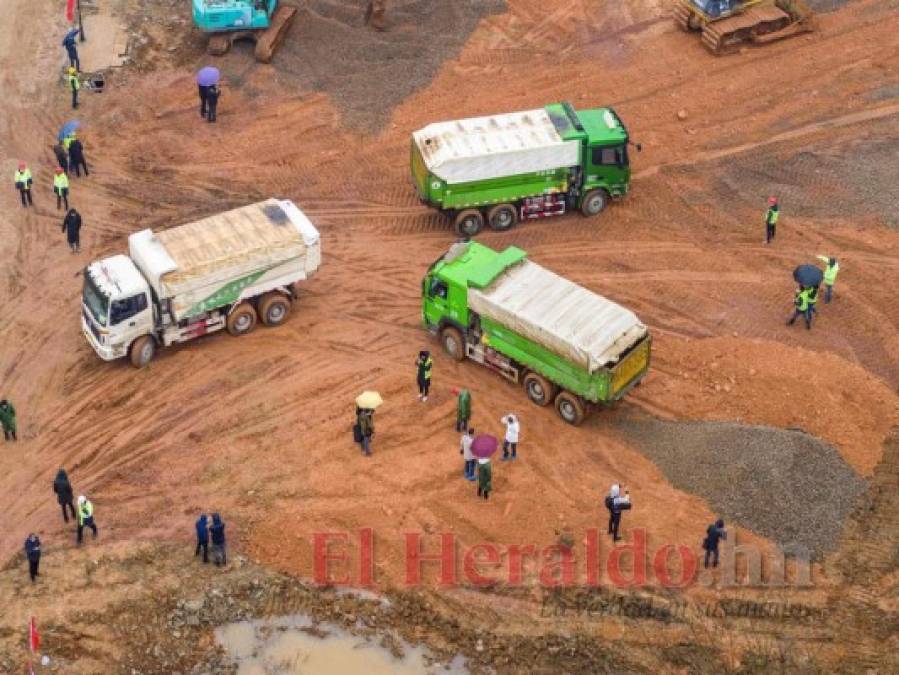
(793, 264, 823, 288)
(58, 120, 80, 141)
(197, 66, 220, 87)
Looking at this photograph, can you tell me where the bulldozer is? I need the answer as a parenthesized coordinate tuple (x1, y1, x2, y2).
(192, 0, 297, 63)
(673, 0, 814, 54)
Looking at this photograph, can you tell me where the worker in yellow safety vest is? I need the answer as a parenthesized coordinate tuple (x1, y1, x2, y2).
(14, 162, 33, 207)
(765, 196, 779, 244)
(53, 167, 70, 211)
(817, 255, 840, 303)
(787, 286, 813, 330)
(76, 495, 98, 544)
(67, 66, 80, 109)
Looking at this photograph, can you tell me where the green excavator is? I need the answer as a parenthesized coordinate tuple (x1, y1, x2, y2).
(192, 0, 297, 63)
(673, 0, 814, 54)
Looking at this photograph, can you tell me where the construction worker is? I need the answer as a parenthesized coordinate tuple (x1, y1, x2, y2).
(817, 255, 840, 303)
(455, 388, 471, 431)
(67, 66, 80, 109)
(206, 84, 220, 123)
(364, 0, 386, 31)
(24, 534, 41, 583)
(0, 399, 16, 441)
(53, 167, 70, 210)
(808, 284, 819, 317)
(416, 350, 433, 401)
(14, 163, 34, 207)
(787, 286, 813, 330)
(62, 28, 81, 71)
(764, 196, 779, 244)
(62, 133, 76, 151)
(52, 143, 69, 175)
(68, 138, 89, 177)
(62, 208, 83, 252)
(501, 414, 520, 461)
(76, 495, 98, 544)
(358, 407, 374, 456)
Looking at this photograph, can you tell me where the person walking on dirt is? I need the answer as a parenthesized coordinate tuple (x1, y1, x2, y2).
(764, 196, 779, 244)
(787, 286, 813, 330)
(210, 513, 226, 566)
(76, 495, 98, 544)
(206, 84, 220, 123)
(67, 67, 80, 110)
(501, 414, 519, 461)
(195, 513, 210, 563)
(607, 483, 631, 542)
(53, 167, 70, 211)
(702, 519, 727, 568)
(68, 138, 89, 177)
(0, 399, 16, 441)
(364, 0, 386, 31)
(52, 143, 69, 176)
(24, 534, 41, 583)
(53, 469, 77, 523)
(62, 208, 82, 253)
(416, 350, 433, 401)
(358, 408, 374, 456)
(477, 457, 492, 500)
(198, 83, 210, 119)
(817, 255, 840, 303)
(460, 427, 476, 481)
(62, 28, 81, 72)
(455, 388, 471, 432)
(14, 163, 34, 208)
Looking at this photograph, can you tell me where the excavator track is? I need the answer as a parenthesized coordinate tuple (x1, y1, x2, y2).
(254, 4, 297, 63)
(700, 1, 814, 54)
(672, 3, 693, 31)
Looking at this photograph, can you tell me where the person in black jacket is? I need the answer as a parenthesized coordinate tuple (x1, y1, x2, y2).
(62, 208, 82, 253)
(210, 513, 226, 566)
(24, 533, 41, 582)
(702, 519, 727, 568)
(195, 513, 209, 563)
(206, 85, 220, 123)
(52, 143, 69, 175)
(53, 468, 77, 522)
(68, 138, 89, 177)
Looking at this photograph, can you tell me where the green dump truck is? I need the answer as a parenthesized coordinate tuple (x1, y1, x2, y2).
(422, 242, 651, 425)
(411, 102, 638, 237)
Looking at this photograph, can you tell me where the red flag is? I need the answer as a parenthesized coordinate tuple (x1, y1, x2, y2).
(29, 617, 40, 653)
(66, 0, 75, 23)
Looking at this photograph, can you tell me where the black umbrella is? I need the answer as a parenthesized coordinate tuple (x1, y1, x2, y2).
(793, 264, 823, 288)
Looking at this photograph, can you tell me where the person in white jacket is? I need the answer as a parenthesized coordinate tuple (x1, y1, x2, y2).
(460, 427, 476, 481)
(501, 414, 520, 461)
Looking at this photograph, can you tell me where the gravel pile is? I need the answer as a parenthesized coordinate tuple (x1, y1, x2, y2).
(616, 417, 869, 559)
(275, 0, 507, 131)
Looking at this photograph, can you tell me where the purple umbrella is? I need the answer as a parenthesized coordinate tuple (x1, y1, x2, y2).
(471, 434, 498, 459)
(197, 66, 220, 87)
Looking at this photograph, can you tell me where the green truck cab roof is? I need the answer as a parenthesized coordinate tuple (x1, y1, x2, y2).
(544, 102, 628, 146)
(433, 242, 527, 289)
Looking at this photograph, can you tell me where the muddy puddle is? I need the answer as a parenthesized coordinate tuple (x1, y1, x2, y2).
(216, 613, 469, 674)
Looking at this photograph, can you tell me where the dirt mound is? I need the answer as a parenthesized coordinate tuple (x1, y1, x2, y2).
(615, 416, 868, 558)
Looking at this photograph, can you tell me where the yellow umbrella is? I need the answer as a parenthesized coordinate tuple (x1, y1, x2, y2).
(356, 391, 383, 410)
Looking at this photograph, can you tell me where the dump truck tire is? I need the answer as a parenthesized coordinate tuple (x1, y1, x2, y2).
(454, 209, 484, 237)
(555, 391, 586, 426)
(581, 189, 609, 217)
(523, 372, 555, 407)
(441, 326, 465, 361)
(227, 303, 257, 336)
(487, 203, 517, 231)
(259, 292, 291, 327)
(129, 335, 155, 368)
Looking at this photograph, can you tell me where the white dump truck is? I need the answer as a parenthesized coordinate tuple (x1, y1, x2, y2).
(82, 199, 321, 367)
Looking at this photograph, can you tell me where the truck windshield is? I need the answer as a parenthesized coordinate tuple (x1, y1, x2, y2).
(83, 272, 109, 327)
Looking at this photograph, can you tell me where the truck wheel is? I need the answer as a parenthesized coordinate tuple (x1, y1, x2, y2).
(555, 391, 586, 426)
(523, 372, 555, 407)
(580, 189, 609, 217)
(259, 292, 291, 327)
(227, 303, 257, 336)
(129, 335, 155, 369)
(441, 326, 466, 361)
(487, 204, 517, 231)
(454, 209, 484, 237)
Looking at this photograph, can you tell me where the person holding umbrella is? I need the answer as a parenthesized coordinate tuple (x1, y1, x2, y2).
(355, 391, 382, 456)
(789, 265, 823, 330)
(206, 83, 221, 123)
(62, 28, 81, 72)
(817, 255, 840, 303)
(197, 67, 219, 119)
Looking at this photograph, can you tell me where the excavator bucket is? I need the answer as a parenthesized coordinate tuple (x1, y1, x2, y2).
(254, 4, 297, 63)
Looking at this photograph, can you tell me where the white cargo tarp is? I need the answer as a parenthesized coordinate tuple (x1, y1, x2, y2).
(469, 261, 647, 373)
(413, 108, 579, 185)
(129, 199, 320, 319)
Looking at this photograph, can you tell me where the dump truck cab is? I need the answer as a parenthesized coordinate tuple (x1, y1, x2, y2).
(82, 256, 154, 361)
